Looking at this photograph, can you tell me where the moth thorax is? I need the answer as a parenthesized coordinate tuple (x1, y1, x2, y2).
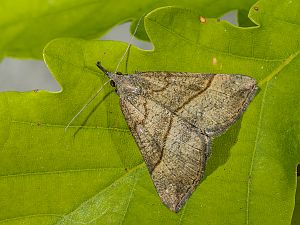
(114, 76, 141, 95)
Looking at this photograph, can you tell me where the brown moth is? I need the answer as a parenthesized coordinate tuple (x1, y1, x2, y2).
(96, 61, 257, 212)
(64, 16, 257, 213)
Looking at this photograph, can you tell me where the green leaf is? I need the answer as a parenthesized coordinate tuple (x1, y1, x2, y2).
(0, 0, 257, 59)
(292, 174, 300, 224)
(1, 0, 300, 225)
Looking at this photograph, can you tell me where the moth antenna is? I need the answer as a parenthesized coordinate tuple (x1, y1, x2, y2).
(114, 15, 144, 74)
(65, 78, 111, 132)
(65, 15, 144, 131)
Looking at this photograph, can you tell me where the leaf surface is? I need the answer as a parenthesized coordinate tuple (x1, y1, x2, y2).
(0, 0, 257, 59)
(292, 175, 300, 224)
(0, 0, 300, 224)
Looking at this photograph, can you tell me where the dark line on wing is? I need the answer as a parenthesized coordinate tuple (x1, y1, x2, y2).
(123, 97, 207, 170)
(121, 99, 162, 173)
(151, 73, 172, 93)
(140, 95, 207, 136)
(175, 75, 215, 113)
(151, 116, 173, 173)
(130, 75, 212, 136)
(142, 98, 148, 124)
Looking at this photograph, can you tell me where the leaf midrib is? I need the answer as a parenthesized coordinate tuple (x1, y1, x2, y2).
(245, 82, 268, 225)
(245, 52, 299, 224)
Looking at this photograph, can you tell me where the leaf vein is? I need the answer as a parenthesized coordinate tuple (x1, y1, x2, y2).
(177, 203, 187, 225)
(246, 81, 268, 225)
(0, 213, 62, 224)
(11, 120, 129, 132)
(118, 173, 139, 225)
(259, 50, 300, 85)
(0, 167, 125, 179)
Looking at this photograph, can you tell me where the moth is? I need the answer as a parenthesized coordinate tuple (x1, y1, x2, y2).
(66, 16, 257, 212)
(95, 61, 257, 212)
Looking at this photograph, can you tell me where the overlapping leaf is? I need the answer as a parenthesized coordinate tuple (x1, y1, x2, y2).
(0, 0, 257, 59)
(0, 0, 299, 224)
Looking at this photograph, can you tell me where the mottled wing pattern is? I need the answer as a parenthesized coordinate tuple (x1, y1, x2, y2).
(120, 94, 210, 212)
(116, 71, 257, 212)
(132, 72, 257, 136)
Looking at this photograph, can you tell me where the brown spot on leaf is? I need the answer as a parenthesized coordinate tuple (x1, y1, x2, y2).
(199, 16, 206, 24)
(254, 6, 259, 11)
(212, 57, 217, 65)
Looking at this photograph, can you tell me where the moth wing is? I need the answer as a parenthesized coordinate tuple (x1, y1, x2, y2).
(115, 72, 257, 211)
(120, 95, 210, 212)
(134, 72, 257, 136)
